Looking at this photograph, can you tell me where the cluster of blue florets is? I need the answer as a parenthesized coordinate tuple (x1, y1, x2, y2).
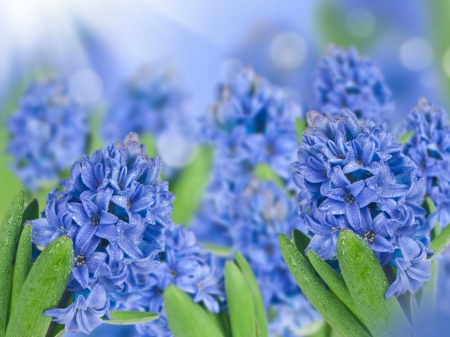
(193, 66, 319, 335)
(402, 97, 450, 228)
(7, 78, 87, 191)
(292, 109, 435, 298)
(201, 65, 302, 184)
(126, 223, 225, 337)
(102, 65, 190, 143)
(31, 132, 175, 334)
(313, 46, 393, 124)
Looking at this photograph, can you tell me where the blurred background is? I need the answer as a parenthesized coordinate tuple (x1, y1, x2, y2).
(2, 0, 450, 192)
(2, 0, 450, 335)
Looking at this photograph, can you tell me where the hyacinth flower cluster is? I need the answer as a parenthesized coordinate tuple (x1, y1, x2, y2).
(193, 66, 319, 335)
(201, 65, 302, 185)
(30, 132, 175, 334)
(123, 223, 225, 337)
(401, 97, 450, 228)
(292, 109, 435, 298)
(101, 65, 191, 141)
(7, 78, 88, 191)
(313, 46, 393, 124)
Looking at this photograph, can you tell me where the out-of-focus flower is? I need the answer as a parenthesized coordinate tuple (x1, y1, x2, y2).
(7, 78, 87, 190)
(293, 109, 433, 297)
(31, 132, 174, 334)
(128, 224, 225, 337)
(313, 46, 393, 124)
(201, 64, 302, 184)
(402, 97, 450, 228)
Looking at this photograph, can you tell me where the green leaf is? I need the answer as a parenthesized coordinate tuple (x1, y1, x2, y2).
(295, 118, 307, 143)
(164, 285, 225, 337)
(53, 330, 65, 337)
(398, 131, 414, 145)
(253, 163, 284, 188)
(307, 251, 365, 325)
(21, 199, 39, 226)
(292, 229, 310, 259)
(140, 133, 157, 159)
(337, 230, 411, 337)
(296, 320, 325, 337)
(234, 252, 268, 337)
(9, 223, 32, 320)
(225, 261, 257, 337)
(103, 311, 159, 325)
(171, 146, 213, 225)
(201, 242, 232, 257)
(278, 234, 369, 337)
(430, 224, 450, 258)
(6, 235, 73, 337)
(0, 191, 24, 336)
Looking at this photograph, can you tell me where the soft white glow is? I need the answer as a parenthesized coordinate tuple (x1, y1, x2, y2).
(345, 8, 376, 39)
(157, 129, 195, 168)
(399, 38, 434, 72)
(69, 69, 103, 106)
(269, 31, 307, 71)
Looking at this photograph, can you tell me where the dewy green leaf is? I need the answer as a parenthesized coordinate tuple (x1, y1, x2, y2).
(171, 146, 213, 225)
(0, 191, 24, 337)
(225, 261, 257, 337)
(6, 235, 73, 337)
(234, 252, 268, 337)
(21, 199, 39, 226)
(164, 285, 225, 337)
(278, 234, 369, 337)
(430, 224, 450, 258)
(307, 250, 365, 326)
(292, 229, 310, 258)
(337, 230, 411, 337)
(103, 311, 159, 325)
(9, 223, 32, 320)
(253, 163, 283, 188)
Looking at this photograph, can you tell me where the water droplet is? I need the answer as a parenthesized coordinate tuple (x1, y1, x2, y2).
(291, 258, 297, 266)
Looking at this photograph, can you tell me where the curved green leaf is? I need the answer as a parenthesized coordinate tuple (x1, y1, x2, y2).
(21, 199, 39, 226)
(53, 330, 65, 337)
(201, 242, 232, 257)
(292, 229, 310, 259)
(295, 118, 307, 143)
(234, 252, 268, 337)
(164, 285, 225, 337)
(171, 146, 213, 225)
(0, 191, 24, 336)
(278, 234, 369, 337)
(337, 230, 411, 337)
(307, 250, 365, 325)
(103, 311, 158, 325)
(430, 224, 450, 258)
(9, 223, 32, 319)
(225, 261, 257, 337)
(6, 235, 73, 337)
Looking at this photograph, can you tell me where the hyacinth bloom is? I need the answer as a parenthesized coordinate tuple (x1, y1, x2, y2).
(45, 284, 109, 334)
(313, 46, 393, 124)
(7, 78, 87, 190)
(102, 65, 189, 141)
(202, 65, 302, 184)
(30, 132, 175, 334)
(293, 109, 433, 297)
(402, 97, 450, 228)
(130, 224, 225, 337)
